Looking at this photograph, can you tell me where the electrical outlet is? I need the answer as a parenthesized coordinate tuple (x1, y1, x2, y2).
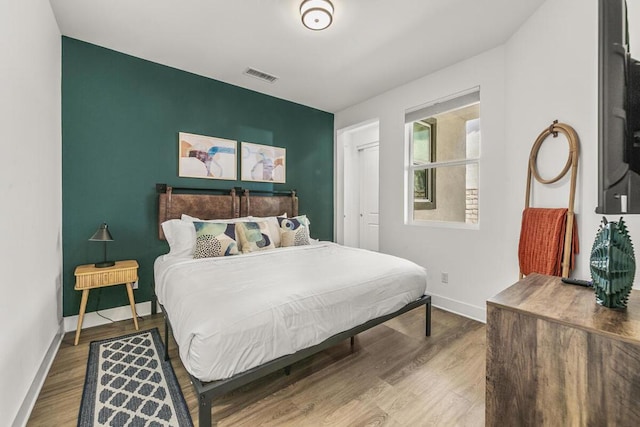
(441, 272, 449, 284)
(132, 280, 139, 290)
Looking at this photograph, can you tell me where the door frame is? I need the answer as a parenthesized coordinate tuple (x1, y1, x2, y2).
(335, 119, 380, 247)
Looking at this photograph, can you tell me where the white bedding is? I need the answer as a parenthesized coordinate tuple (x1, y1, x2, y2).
(154, 242, 428, 382)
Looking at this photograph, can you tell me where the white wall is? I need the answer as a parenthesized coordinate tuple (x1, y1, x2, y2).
(336, 47, 508, 321)
(335, 0, 623, 322)
(504, 0, 603, 287)
(0, 1, 62, 425)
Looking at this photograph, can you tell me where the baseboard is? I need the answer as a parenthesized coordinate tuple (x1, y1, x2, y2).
(63, 301, 160, 333)
(12, 322, 64, 427)
(430, 294, 486, 323)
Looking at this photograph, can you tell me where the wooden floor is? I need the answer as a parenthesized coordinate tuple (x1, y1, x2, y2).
(28, 307, 486, 426)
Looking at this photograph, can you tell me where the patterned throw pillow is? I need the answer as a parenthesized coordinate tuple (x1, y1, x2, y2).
(278, 215, 311, 247)
(249, 214, 286, 248)
(192, 222, 239, 258)
(235, 221, 276, 254)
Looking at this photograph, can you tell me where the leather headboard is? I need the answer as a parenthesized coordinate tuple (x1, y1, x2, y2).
(158, 187, 239, 239)
(157, 185, 298, 240)
(240, 189, 298, 218)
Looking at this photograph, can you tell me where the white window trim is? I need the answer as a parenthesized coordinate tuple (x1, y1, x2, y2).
(405, 88, 481, 228)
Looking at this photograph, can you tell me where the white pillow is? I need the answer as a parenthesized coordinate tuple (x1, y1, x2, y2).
(161, 219, 196, 257)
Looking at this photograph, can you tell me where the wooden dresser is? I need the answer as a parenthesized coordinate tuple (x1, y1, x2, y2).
(486, 273, 640, 426)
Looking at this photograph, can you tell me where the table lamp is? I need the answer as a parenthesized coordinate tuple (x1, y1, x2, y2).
(89, 223, 115, 268)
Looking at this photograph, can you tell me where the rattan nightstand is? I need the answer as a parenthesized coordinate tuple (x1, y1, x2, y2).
(73, 260, 139, 345)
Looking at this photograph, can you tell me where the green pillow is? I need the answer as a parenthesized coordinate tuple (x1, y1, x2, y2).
(192, 222, 239, 258)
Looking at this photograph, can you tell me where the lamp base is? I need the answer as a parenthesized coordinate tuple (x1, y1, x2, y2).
(94, 261, 115, 268)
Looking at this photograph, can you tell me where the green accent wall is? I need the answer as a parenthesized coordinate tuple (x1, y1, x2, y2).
(62, 37, 334, 316)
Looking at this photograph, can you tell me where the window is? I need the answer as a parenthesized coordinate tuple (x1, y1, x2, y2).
(412, 119, 436, 210)
(406, 90, 480, 224)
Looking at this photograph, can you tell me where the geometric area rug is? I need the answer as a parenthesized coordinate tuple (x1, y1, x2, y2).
(78, 328, 193, 427)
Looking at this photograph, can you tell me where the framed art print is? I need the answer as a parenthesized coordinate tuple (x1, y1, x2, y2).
(241, 142, 286, 183)
(178, 132, 237, 180)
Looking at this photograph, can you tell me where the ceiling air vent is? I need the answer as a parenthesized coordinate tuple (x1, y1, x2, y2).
(244, 68, 278, 83)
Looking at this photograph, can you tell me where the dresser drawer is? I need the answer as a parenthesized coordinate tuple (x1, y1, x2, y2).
(73, 259, 140, 345)
(74, 261, 139, 290)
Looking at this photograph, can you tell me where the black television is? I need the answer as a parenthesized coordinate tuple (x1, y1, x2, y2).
(598, 0, 640, 213)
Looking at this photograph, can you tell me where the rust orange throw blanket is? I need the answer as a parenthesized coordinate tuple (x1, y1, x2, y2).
(518, 208, 579, 276)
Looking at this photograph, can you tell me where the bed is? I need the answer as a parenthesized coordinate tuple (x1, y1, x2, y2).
(154, 184, 431, 426)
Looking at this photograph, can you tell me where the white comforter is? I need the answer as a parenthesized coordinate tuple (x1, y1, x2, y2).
(154, 242, 428, 382)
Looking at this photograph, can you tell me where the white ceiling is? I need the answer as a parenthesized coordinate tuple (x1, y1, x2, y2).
(49, 0, 546, 113)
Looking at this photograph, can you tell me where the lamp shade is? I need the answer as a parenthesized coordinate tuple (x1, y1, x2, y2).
(89, 223, 114, 241)
(89, 223, 115, 268)
(300, 0, 334, 30)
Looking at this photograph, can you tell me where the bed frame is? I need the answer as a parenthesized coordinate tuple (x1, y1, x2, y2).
(155, 184, 432, 427)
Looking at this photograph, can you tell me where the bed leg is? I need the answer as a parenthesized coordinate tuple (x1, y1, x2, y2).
(426, 301, 432, 337)
(199, 396, 213, 427)
(151, 281, 157, 315)
(164, 316, 170, 361)
(284, 365, 291, 376)
(350, 336, 355, 347)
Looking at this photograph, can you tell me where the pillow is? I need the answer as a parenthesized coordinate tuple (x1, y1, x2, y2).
(161, 219, 196, 257)
(235, 221, 276, 254)
(278, 215, 311, 247)
(249, 213, 287, 248)
(192, 221, 239, 258)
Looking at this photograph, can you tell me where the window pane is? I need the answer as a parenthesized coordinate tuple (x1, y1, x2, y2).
(414, 169, 427, 199)
(465, 163, 479, 224)
(413, 163, 478, 224)
(413, 121, 432, 165)
(466, 118, 481, 159)
(422, 103, 479, 163)
(414, 168, 435, 209)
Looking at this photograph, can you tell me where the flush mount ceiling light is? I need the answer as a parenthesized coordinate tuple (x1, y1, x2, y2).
(300, 0, 334, 31)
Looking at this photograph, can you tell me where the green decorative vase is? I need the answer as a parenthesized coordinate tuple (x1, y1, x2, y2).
(590, 217, 636, 308)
